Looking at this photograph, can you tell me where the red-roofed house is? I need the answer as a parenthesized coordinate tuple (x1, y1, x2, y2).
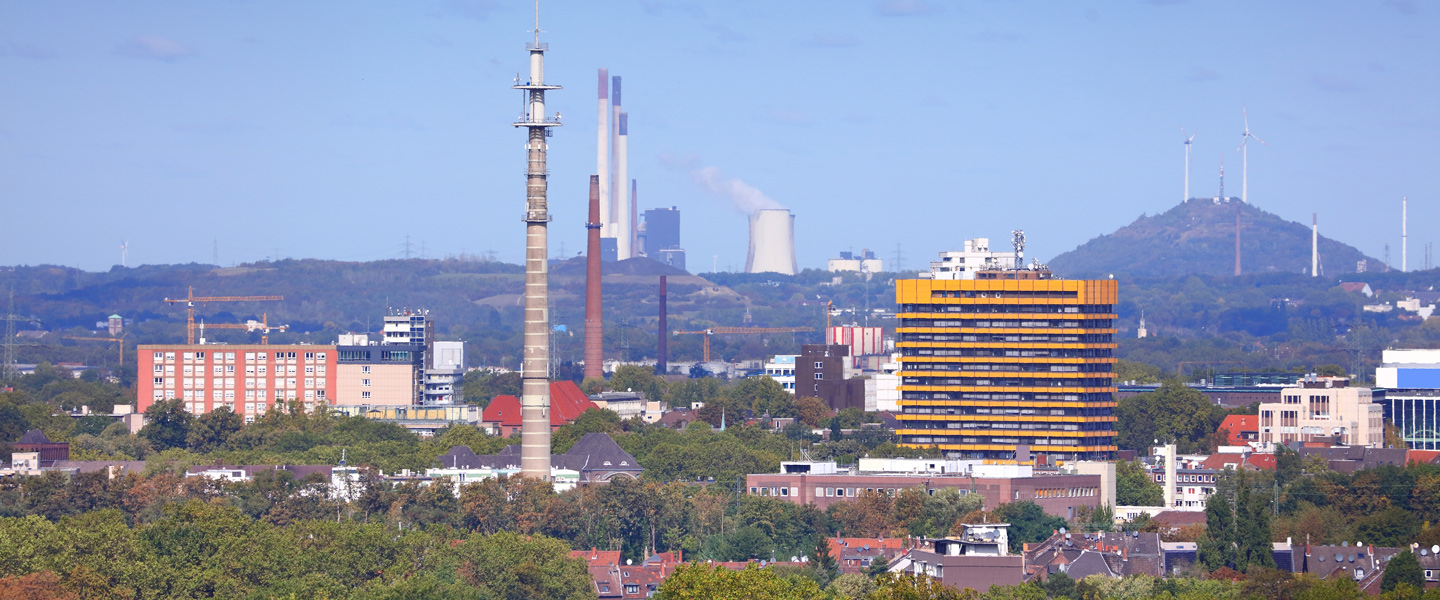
(1200, 453, 1275, 471)
(480, 381, 601, 436)
(1217, 415, 1260, 446)
(827, 537, 910, 574)
(1339, 282, 1374, 297)
(1407, 450, 1440, 466)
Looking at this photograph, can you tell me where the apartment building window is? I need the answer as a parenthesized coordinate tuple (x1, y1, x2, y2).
(361, 391, 371, 400)
(361, 366, 371, 374)
(814, 373, 823, 380)
(362, 379, 371, 387)
(814, 362, 823, 368)
(304, 352, 315, 361)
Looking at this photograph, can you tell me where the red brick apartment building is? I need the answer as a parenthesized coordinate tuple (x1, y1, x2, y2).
(138, 345, 337, 420)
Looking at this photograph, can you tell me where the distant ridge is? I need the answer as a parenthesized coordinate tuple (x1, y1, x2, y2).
(1047, 200, 1382, 279)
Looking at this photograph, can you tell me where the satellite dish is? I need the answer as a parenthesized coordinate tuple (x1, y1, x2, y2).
(1336, 554, 1344, 562)
(1319, 555, 1326, 562)
(626, 559, 633, 566)
(1060, 527, 1068, 534)
(1431, 545, 1438, 554)
(1342, 541, 1349, 547)
(1349, 555, 1356, 563)
(1422, 549, 1429, 557)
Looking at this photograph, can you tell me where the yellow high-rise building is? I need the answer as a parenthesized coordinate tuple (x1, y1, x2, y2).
(894, 270, 1118, 460)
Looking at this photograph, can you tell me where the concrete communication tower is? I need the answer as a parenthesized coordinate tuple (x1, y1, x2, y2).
(745, 209, 797, 275)
(512, 2, 561, 480)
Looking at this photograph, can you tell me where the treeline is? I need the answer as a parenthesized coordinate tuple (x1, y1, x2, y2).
(0, 502, 593, 600)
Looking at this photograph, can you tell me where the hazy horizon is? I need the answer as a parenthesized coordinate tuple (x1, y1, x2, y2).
(2, 1, 1435, 273)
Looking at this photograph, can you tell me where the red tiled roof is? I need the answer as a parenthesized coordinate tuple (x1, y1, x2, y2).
(1408, 450, 1440, 465)
(572, 549, 623, 566)
(1339, 282, 1369, 293)
(482, 382, 600, 428)
(1217, 415, 1258, 446)
(1246, 454, 1277, 470)
(1200, 453, 1275, 471)
(550, 380, 600, 426)
(482, 395, 522, 426)
(827, 537, 907, 557)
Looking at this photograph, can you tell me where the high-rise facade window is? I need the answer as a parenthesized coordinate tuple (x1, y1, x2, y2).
(893, 273, 1118, 460)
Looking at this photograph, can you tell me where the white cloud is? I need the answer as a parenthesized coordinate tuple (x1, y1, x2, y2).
(115, 35, 195, 61)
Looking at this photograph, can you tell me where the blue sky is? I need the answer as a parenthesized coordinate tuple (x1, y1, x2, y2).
(1, 1, 1436, 273)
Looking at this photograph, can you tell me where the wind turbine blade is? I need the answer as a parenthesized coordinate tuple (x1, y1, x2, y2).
(1251, 133, 1267, 146)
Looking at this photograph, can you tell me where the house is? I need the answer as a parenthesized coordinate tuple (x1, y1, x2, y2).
(12, 430, 69, 466)
(1216, 415, 1260, 446)
(827, 538, 910, 574)
(480, 380, 600, 436)
(1339, 282, 1374, 297)
(1024, 531, 1167, 582)
(1292, 543, 1402, 594)
(902, 524, 1027, 592)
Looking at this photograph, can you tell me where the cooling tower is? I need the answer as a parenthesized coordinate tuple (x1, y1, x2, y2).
(745, 209, 797, 275)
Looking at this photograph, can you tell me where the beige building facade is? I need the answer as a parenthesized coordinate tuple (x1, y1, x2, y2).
(335, 363, 416, 406)
(1258, 378, 1383, 447)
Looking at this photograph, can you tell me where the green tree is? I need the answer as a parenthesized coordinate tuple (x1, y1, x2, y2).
(186, 406, 243, 452)
(1042, 571, 1076, 599)
(658, 563, 824, 600)
(452, 531, 595, 600)
(992, 502, 1066, 554)
(1235, 473, 1274, 570)
(1115, 380, 1227, 453)
(868, 573, 972, 600)
(1116, 460, 1163, 506)
(725, 377, 795, 418)
(138, 398, 192, 452)
(1382, 551, 1424, 593)
(610, 365, 665, 404)
(808, 536, 837, 586)
(1198, 490, 1237, 571)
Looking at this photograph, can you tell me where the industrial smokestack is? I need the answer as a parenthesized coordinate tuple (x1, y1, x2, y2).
(1403, 196, 1408, 272)
(514, 11, 560, 480)
(616, 110, 631, 259)
(630, 178, 639, 258)
(585, 175, 603, 381)
(656, 275, 667, 375)
(745, 209, 798, 275)
(596, 69, 610, 253)
(610, 76, 623, 247)
(1312, 213, 1318, 277)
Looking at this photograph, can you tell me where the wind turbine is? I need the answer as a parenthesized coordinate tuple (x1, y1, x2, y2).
(119, 241, 129, 268)
(1237, 105, 1265, 204)
(1182, 127, 1196, 203)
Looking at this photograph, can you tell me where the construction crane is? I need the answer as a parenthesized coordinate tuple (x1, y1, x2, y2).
(197, 313, 289, 345)
(163, 286, 283, 345)
(674, 327, 814, 363)
(63, 334, 127, 366)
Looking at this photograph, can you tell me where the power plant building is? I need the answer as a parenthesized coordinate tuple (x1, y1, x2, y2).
(828, 250, 882, 273)
(640, 206, 685, 271)
(746, 208, 797, 275)
(894, 266, 1119, 461)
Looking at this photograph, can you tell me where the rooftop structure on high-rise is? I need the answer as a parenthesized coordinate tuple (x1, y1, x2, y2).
(921, 238, 1019, 280)
(894, 265, 1118, 461)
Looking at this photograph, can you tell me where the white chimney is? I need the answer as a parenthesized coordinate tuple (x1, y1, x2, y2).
(746, 209, 797, 275)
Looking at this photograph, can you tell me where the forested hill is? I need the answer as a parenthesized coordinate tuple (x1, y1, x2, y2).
(0, 257, 890, 369)
(1047, 200, 1381, 279)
